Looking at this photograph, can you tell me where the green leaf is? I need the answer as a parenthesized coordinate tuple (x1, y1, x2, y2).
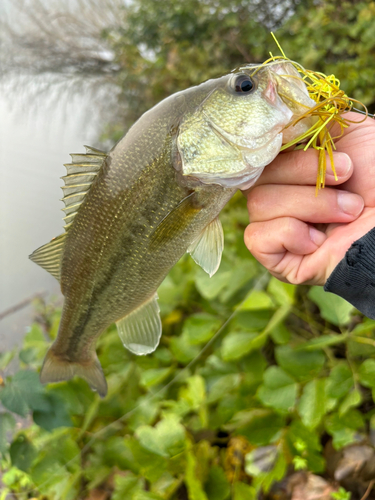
(127, 439, 167, 483)
(219, 260, 257, 302)
(293, 456, 308, 470)
(207, 373, 241, 404)
(238, 290, 275, 311)
(352, 319, 375, 335)
(326, 363, 354, 399)
(134, 492, 164, 500)
(263, 305, 292, 335)
(235, 410, 285, 446)
(252, 452, 287, 493)
(275, 345, 325, 381)
(195, 265, 231, 300)
(183, 314, 222, 345)
(0, 412, 15, 455)
(325, 410, 365, 449)
(150, 473, 181, 499)
(18, 323, 47, 366)
(205, 465, 230, 500)
(10, 434, 37, 472)
(358, 359, 375, 388)
(301, 334, 348, 350)
(179, 375, 206, 410)
(0, 386, 28, 418)
(308, 287, 354, 325)
(331, 487, 352, 500)
(112, 474, 143, 500)
(267, 278, 295, 305)
(221, 332, 261, 361)
(185, 448, 209, 500)
(232, 481, 256, 500)
(140, 367, 172, 388)
(298, 379, 328, 429)
(30, 433, 81, 488)
(96, 437, 138, 472)
(269, 323, 291, 345)
(32, 391, 72, 431)
(234, 310, 273, 332)
(0, 350, 16, 370)
(339, 389, 362, 416)
(286, 420, 324, 473)
(136, 415, 186, 458)
(0, 370, 47, 416)
(257, 366, 298, 412)
(170, 335, 200, 364)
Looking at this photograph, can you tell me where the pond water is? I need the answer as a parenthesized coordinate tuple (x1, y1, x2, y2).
(0, 88, 104, 351)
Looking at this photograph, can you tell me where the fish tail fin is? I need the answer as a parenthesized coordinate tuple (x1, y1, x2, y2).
(40, 346, 107, 398)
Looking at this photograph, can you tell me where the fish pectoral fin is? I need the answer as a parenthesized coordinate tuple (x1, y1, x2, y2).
(29, 233, 67, 282)
(187, 216, 224, 277)
(149, 192, 202, 250)
(116, 293, 162, 356)
(40, 346, 107, 398)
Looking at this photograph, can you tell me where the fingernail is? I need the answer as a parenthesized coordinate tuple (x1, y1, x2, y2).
(337, 191, 364, 216)
(309, 227, 327, 246)
(327, 153, 352, 177)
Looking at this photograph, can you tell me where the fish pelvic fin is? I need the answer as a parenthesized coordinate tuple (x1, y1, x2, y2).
(40, 346, 107, 398)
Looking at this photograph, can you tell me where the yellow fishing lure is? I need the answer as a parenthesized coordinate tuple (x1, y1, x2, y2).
(260, 34, 368, 193)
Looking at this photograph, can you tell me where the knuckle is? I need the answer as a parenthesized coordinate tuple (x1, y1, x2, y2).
(282, 217, 297, 236)
(244, 224, 261, 254)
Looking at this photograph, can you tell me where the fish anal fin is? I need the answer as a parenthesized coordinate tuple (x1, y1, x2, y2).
(40, 346, 107, 398)
(188, 216, 224, 277)
(116, 293, 162, 355)
(149, 192, 201, 250)
(29, 233, 67, 282)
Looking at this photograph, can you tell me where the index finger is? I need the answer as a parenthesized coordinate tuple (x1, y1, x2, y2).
(247, 149, 352, 191)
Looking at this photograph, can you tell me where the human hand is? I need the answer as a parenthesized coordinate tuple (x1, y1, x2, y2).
(244, 113, 375, 286)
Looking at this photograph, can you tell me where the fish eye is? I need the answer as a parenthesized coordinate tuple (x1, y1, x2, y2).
(233, 74, 255, 94)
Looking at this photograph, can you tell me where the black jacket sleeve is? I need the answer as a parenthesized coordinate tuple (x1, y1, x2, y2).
(324, 227, 375, 319)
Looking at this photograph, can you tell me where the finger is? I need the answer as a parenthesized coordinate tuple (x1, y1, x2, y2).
(330, 112, 374, 140)
(247, 185, 364, 224)
(244, 217, 326, 284)
(248, 150, 352, 189)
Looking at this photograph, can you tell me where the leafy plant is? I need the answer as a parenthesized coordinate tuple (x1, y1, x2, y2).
(1, 193, 375, 499)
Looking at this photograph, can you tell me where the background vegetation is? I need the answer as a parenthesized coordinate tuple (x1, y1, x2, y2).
(1, 0, 375, 498)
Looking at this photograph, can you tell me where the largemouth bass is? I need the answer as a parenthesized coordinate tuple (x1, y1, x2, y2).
(30, 61, 315, 397)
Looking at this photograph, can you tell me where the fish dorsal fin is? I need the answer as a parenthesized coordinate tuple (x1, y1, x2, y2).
(29, 233, 67, 281)
(116, 293, 162, 355)
(61, 145, 107, 230)
(187, 217, 224, 277)
(30, 145, 107, 279)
